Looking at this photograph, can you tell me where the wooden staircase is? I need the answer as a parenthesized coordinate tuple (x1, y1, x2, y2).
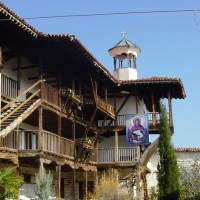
(0, 81, 42, 138)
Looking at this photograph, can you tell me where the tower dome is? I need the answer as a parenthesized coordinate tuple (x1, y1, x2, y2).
(108, 31, 141, 80)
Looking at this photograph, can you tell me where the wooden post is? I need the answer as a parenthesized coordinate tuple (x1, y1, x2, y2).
(58, 116, 61, 154)
(55, 165, 61, 199)
(16, 126, 19, 150)
(105, 86, 107, 103)
(38, 56, 43, 99)
(38, 107, 43, 150)
(168, 90, 173, 127)
(71, 169, 76, 200)
(115, 131, 118, 162)
(151, 91, 156, 126)
(17, 56, 21, 96)
(135, 94, 139, 114)
(83, 170, 88, 200)
(94, 170, 98, 192)
(72, 121, 76, 157)
(39, 158, 44, 172)
(0, 47, 2, 132)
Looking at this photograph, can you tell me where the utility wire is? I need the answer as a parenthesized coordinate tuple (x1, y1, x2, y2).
(23, 9, 200, 20)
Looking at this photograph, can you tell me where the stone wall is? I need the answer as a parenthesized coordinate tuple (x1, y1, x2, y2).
(146, 148, 200, 195)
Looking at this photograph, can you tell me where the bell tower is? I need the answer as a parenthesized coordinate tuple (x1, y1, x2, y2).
(108, 31, 141, 80)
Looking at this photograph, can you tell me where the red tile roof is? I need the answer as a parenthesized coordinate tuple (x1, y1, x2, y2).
(0, 1, 40, 37)
(0, 1, 186, 99)
(175, 148, 200, 152)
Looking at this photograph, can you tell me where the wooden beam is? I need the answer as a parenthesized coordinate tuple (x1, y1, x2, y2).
(90, 74, 96, 103)
(151, 91, 156, 126)
(38, 107, 43, 150)
(28, 74, 54, 81)
(55, 165, 61, 199)
(71, 169, 76, 200)
(83, 170, 88, 200)
(17, 56, 21, 95)
(12, 65, 38, 71)
(115, 131, 119, 162)
(44, 80, 57, 84)
(94, 114, 108, 147)
(168, 90, 173, 127)
(107, 92, 133, 127)
(0, 47, 2, 68)
(75, 108, 97, 162)
(135, 94, 139, 114)
(117, 92, 133, 115)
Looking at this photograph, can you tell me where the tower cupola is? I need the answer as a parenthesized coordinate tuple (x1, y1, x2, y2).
(108, 31, 141, 80)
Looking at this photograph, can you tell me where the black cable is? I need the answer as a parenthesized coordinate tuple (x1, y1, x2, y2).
(23, 9, 200, 20)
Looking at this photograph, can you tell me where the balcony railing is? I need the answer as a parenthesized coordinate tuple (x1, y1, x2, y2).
(41, 82, 60, 108)
(98, 112, 171, 127)
(1, 75, 18, 99)
(98, 146, 140, 163)
(0, 130, 74, 158)
(84, 95, 115, 118)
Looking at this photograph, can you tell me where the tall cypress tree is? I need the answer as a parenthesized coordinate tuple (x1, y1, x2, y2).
(157, 103, 180, 200)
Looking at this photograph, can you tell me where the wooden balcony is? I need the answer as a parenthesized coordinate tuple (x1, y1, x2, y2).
(98, 146, 140, 165)
(1, 74, 18, 101)
(0, 130, 75, 159)
(84, 95, 115, 119)
(98, 112, 173, 133)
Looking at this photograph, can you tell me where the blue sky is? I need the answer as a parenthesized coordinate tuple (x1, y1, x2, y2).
(1, 0, 200, 147)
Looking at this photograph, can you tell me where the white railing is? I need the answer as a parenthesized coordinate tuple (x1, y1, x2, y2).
(118, 147, 139, 162)
(98, 146, 140, 163)
(98, 112, 170, 127)
(98, 147, 115, 163)
(18, 130, 38, 150)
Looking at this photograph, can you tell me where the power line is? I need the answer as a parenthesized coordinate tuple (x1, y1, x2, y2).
(23, 9, 200, 20)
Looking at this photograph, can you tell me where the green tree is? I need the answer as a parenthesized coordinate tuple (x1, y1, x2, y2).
(35, 169, 53, 200)
(179, 160, 200, 200)
(0, 167, 23, 199)
(157, 103, 180, 200)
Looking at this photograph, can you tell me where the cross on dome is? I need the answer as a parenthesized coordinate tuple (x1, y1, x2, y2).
(121, 30, 127, 38)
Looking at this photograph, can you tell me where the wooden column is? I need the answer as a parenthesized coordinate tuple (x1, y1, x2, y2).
(94, 170, 98, 192)
(72, 121, 76, 156)
(105, 86, 107, 103)
(57, 69, 62, 107)
(94, 77, 97, 98)
(71, 122, 76, 199)
(115, 131, 118, 162)
(38, 107, 43, 150)
(151, 91, 156, 126)
(0, 48, 2, 132)
(94, 132, 98, 163)
(71, 169, 76, 200)
(39, 158, 44, 172)
(17, 56, 21, 96)
(58, 116, 61, 154)
(55, 165, 61, 199)
(16, 126, 19, 151)
(83, 170, 88, 200)
(168, 90, 173, 127)
(135, 93, 139, 114)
